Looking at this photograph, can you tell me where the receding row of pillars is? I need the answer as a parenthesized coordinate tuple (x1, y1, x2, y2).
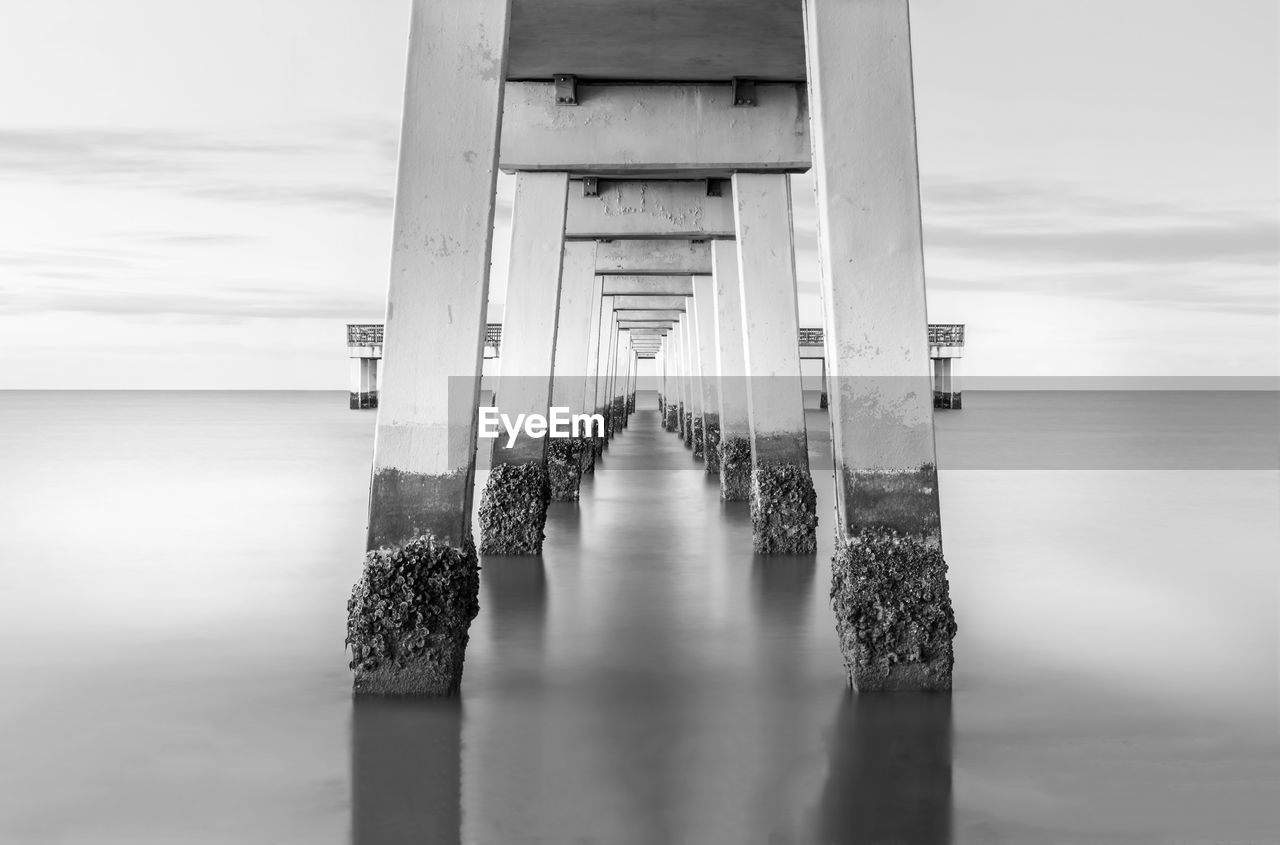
(348, 0, 957, 699)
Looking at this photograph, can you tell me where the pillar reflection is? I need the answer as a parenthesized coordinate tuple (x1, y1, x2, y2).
(815, 691, 953, 845)
(351, 696, 463, 845)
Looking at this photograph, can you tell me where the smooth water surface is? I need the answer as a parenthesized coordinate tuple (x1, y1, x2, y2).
(0, 390, 1276, 844)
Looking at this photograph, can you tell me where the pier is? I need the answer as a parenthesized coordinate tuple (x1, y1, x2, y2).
(348, 0, 959, 697)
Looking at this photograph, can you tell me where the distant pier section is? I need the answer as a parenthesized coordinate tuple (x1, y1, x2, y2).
(347, 322, 964, 410)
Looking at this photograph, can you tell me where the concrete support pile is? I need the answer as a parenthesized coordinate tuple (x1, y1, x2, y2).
(692, 276, 721, 475)
(805, 0, 956, 689)
(547, 240, 597, 500)
(734, 173, 817, 554)
(348, 0, 507, 695)
(932, 357, 961, 410)
(711, 241, 752, 501)
(477, 171, 568, 554)
(349, 357, 379, 410)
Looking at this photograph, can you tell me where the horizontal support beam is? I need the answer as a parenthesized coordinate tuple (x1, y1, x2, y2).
(500, 82, 811, 177)
(595, 239, 712, 275)
(613, 309, 685, 321)
(601, 276, 694, 296)
(565, 180, 735, 240)
(613, 295, 687, 311)
(619, 321, 674, 330)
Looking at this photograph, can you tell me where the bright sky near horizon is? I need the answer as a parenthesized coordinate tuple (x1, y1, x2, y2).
(0, 0, 1276, 388)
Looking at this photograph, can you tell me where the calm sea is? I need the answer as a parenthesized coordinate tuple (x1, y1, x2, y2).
(0, 390, 1276, 844)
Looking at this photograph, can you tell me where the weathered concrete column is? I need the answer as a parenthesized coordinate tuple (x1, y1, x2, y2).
(349, 0, 509, 696)
(733, 172, 817, 554)
(592, 295, 615, 454)
(478, 171, 569, 555)
(661, 341, 679, 431)
(580, 273, 605, 472)
(805, 0, 957, 690)
(547, 240, 597, 501)
(610, 329, 629, 431)
(349, 357, 379, 410)
(932, 354, 962, 409)
(711, 241, 751, 500)
(682, 309, 703, 455)
(692, 276, 721, 475)
(621, 335, 633, 423)
(658, 342, 668, 417)
(675, 320, 686, 437)
(626, 346, 637, 415)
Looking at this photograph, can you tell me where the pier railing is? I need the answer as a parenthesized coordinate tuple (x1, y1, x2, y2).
(347, 324, 383, 346)
(349, 322, 961, 352)
(798, 325, 965, 347)
(928, 324, 965, 346)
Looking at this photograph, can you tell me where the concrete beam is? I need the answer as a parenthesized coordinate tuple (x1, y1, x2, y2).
(500, 82, 811, 177)
(613, 309, 684, 321)
(600, 276, 694, 296)
(565, 180, 735, 240)
(618, 322, 673, 331)
(595, 239, 712, 276)
(612, 295, 687, 312)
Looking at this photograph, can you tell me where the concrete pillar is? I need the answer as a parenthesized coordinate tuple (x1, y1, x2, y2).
(547, 240, 597, 501)
(682, 309, 702, 454)
(627, 347, 637, 415)
(670, 319, 686, 435)
(478, 171, 570, 555)
(611, 329, 629, 431)
(351, 0, 509, 696)
(581, 273, 606, 472)
(932, 356, 961, 409)
(621, 336, 634, 422)
(592, 295, 615, 453)
(711, 241, 751, 500)
(732, 172, 817, 554)
(658, 344, 668, 418)
(349, 357, 379, 410)
(804, 0, 957, 690)
(692, 276, 721, 475)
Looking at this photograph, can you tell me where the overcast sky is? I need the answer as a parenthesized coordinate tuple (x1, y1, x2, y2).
(0, 0, 1275, 388)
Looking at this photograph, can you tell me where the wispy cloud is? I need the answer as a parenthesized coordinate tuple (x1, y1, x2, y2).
(0, 124, 399, 215)
(0, 282, 382, 321)
(913, 176, 1278, 315)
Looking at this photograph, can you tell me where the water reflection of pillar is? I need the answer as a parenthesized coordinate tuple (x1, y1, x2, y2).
(742, 555, 819, 836)
(351, 697, 462, 845)
(480, 556, 549, 683)
(814, 692, 954, 844)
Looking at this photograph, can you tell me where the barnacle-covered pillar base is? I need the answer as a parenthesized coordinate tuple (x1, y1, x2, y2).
(478, 463, 551, 554)
(750, 461, 818, 554)
(546, 437, 586, 501)
(349, 534, 480, 696)
(831, 527, 956, 691)
(718, 436, 752, 501)
(702, 414, 721, 474)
